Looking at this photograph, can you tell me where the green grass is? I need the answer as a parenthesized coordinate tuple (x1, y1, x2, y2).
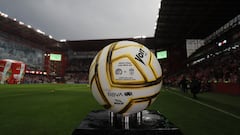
(0, 84, 101, 135)
(0, 84, 240, 135)
(150, 88, 240, 135)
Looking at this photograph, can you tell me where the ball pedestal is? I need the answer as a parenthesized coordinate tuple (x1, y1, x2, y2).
(72, 109, 182, 135)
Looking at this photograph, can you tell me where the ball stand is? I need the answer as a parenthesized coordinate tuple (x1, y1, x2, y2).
(72, 109, 183, 135)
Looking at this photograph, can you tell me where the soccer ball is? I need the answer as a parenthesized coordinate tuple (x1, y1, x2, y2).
(89, 41, 162, 116)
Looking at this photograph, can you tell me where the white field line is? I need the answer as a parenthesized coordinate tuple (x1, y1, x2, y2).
(167, 90, 240, 120)
(0, 93, 29, 98)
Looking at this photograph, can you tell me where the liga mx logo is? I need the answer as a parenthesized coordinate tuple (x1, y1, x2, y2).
(115, 68, 123, 75)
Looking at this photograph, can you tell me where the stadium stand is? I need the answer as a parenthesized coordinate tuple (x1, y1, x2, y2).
(0, 32, 44, 70)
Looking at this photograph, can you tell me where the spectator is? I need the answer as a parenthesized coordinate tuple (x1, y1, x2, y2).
(190, 76, 201, 99)
(179, 76, 188, 93)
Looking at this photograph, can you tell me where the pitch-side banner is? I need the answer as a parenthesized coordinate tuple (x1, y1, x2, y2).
(0, 59, 26, 84)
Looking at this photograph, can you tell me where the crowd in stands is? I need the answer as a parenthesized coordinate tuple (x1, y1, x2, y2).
(24, 74, 50, 84)
(164, 45, 240, 93)
(64, 58, 92, 83)
(19, 59, 91, 84)
(64, 72, 88, 84)
(1, 37, 238, 87)
(16, 45, 240, 87)
(66, 59, 92, 72)
(23, 72, 89, 84)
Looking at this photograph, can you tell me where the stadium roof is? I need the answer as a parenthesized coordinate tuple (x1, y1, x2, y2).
(61, 37, 157, 52)
(0, 13, 58, 50)
(0, 0, 240, 51)
(154, 0, 240, 46)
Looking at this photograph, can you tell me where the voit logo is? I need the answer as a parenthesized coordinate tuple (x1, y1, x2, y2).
(135, 48, 147, 65)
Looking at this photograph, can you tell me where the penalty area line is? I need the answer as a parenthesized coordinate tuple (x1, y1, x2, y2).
(0, 93, 29, 98)
(167, 90, 240, 120)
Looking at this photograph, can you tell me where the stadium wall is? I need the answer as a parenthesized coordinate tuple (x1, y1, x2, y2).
(211, 83, 240, 95)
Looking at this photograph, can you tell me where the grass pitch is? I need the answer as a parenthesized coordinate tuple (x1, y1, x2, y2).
(0, 84, 240, 135)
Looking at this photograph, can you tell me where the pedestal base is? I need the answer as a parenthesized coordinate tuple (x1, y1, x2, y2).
(72, 109, 182, 135)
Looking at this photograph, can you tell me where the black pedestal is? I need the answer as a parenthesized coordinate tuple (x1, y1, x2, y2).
(72, 110, 182, 135)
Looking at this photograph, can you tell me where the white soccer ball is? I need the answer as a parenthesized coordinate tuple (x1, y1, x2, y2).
(89, 41, 162, 116)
